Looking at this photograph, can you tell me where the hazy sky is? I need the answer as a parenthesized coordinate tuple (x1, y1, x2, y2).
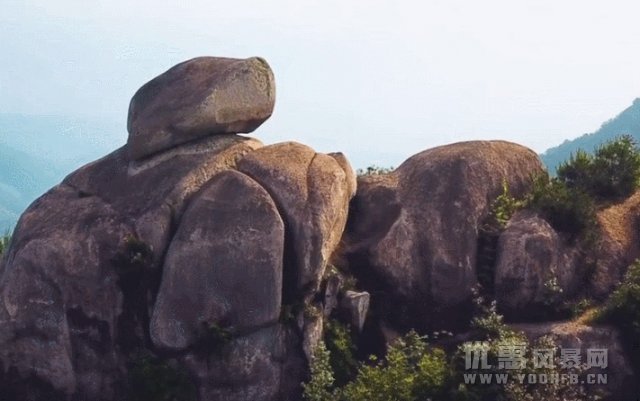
(2, 0, 640, 167)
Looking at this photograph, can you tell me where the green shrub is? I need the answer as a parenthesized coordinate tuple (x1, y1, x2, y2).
(601, 260, 640, 368)
(454, 297, 600, 401)
(557, 135, 640, 200)
(303, 331, 449, 401)
(324, 320, 358, 386)
(340, 331, 448, 401)
(356, 165, 394, 176)
(490, 180, 523, 228)
(302, 342, 335, 401)
(477, 182, 523, 293)
(527, 173, 597, 240)
(128, 351, 196, 401)
(556, 149, 594, 193)
(0, 233, 10, 256)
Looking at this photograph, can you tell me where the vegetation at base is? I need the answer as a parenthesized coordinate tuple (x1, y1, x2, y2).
(323, 320, 358, 386)
(597, 259, 640, 369)
(128, 350, 197, 401)
(303, 331, 448, 401)
(477, 181, 523, 293)
(452, 295, 600, 401)
(356, 165, 394, 176)
(305, 293, 602, 401)
(0, 232, 10, 256)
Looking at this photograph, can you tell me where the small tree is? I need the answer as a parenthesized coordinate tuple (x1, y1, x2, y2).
(527, 174, 597, 240)
(557, 135, 640, 200)
(0, 232, 11, 256)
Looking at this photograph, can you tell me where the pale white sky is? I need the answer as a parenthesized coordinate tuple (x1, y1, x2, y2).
(2, 0, 640, 167)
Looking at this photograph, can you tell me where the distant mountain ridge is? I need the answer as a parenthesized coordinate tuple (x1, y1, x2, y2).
(541, 98, 640, 172)
(0, 114, 125, 232)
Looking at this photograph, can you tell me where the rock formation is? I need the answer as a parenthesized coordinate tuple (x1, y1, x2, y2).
(0, 56, 354, 401)
(0, 56, 637, 401)
(494, 211, 582, 319)
(344, 140, 544, 330)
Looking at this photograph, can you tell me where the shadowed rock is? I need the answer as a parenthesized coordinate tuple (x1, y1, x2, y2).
(494, 211, 582, 318)
(127, 57, 275, 160)
(345, 140, 544, 331)
(237, 142, 355, 298)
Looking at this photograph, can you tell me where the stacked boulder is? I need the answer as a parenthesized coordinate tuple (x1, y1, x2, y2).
(0, 55, 637, 401)
(0, 57, 356, 401)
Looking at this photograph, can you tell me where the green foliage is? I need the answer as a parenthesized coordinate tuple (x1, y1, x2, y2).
(557, 135, 640, 200)
(490, 180, 524, 228)
(471, 296, 507, 339)
(356, 165, 394, 176)
(603, 260, 640, 330)
(128, 351, 197, 401)
(303, 331, 449, 401)
(601, 260, 640, 368)
(0, 232, 10, 256)
(302, 342, 336, 401)
(339, 331, 448, 401)
(527, 173, 597, 240)
(477, 182, 523, 293)
(455, 298, 600, 401)
(324, 320, 358, 386)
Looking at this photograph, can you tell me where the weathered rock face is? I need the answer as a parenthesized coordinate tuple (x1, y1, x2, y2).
(591, 191, 640, 298)
(127, 56, 275, 160)
(513, 321, 637, 401)
(238, 142, 354, 299)
(340, 291, 370, 332)
(0, 184, 133, 399)
(494, 211, 583, 319)
(150, 170, 285, 350)
(64, 135, 264, 269)
(345, 140, 544, 330)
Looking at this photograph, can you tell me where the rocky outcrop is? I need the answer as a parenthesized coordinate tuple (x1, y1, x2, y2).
(127, 57, 275, 160)
(237, 143, 354, 299)
(150, 170, 285, 350)
(494, 211, 583, 319)
(590, 191, 640, 298)
(513, 321, 636, 401)
(345, 140, 544, 330)
(340, 291, 370, 332)
(0, 56, 354, 401)
(2, 54, 638, 401)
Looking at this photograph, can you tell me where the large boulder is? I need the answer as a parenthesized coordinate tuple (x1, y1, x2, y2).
(127, 57, 275, 160)
(0, 184, 132, 398)
(64, 135, 263, 268)
(494, 211, 583, 319)
(183, 324, 305, 401)
(345, 140, 544, 330)
(151, 170, 285, 350)
(590, 191, 640, 298)
(0, 55, 366, 401)
(237, 142, 355, 299)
